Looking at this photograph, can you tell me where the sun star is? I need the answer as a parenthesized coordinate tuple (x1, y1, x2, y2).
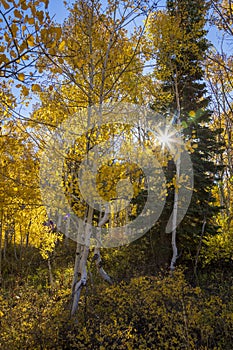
(156, 126, 177, 150)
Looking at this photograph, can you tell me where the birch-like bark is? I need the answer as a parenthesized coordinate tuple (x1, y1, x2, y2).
(71, 245, 89, 316)
(170, 74, 180, 272)
(70, 3, 96, 317)
(170, 155, 180, 271)
(71, 206, 93, 316)
(71, 241, 82, 293)
(93, 205, 112, 284)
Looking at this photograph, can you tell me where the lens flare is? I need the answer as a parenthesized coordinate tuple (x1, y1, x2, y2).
(156, 126, 177, 150)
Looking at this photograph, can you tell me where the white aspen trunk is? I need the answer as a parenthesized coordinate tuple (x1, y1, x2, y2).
(71, 241, 82, 293)
(70, 8, 95, 315)
(64, 212, 70, 245)
(93, 247, 112, 284)
(93, 205, 112, 284)
(70, 4, 95, 316)
(71, 206, 93, 316)
(170, 75, 180, 272)
(71, 245, 89, 316)
(170, 155, 180, 271)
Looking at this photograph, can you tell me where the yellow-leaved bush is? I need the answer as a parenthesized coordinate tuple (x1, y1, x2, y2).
(1, 269, 232, 349)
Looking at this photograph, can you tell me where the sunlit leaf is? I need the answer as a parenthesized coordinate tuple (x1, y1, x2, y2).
(18, 73, 25, 81)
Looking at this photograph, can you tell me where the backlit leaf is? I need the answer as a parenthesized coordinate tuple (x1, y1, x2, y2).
(18, 73, 25, 81)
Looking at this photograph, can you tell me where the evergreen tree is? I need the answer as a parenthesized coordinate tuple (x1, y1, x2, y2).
(147, 0, 223, 268)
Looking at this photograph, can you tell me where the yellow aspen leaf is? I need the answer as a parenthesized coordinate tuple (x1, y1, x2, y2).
(21, 2, 28, 10)
(0, 46, 4, 53)
(18, 73, 25, 81)
(21, 86, 29, 96)
(1, 0, 10, 9)
(27, 17, 34, 25)
(189, 110, 196, 118)
(10, 50, 17, 58)
(22, 54, 29, 60)
(4, 32, 10, 42)
(58, 40, 66, 51)
(20, 40, 27, 51)
(54, 27, 62, 38)
(31, 84, 41, 92)
(40, 28, 47, 41)
(77, 60, 84, 68)
(48, 47, 56, 56)
(58, 57, 64, 64)
(30, 4, 36, 16)
(27, 36, 34, 47)
(11, 24, 18, 37)
(36, 10, 44, 23)
(14, 9, 22, 18)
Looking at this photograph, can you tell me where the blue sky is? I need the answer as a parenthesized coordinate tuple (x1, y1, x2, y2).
(48, 0, 67, 23)
(47, 0, 224, 51)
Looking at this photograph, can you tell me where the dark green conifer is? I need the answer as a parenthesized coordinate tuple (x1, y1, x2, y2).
(150, 0, 224, 267)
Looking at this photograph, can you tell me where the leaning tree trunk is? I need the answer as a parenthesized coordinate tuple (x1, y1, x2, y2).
(70, 204, 112, 317)
(93, 204, 112, 284)
(71, 206, 93, 316)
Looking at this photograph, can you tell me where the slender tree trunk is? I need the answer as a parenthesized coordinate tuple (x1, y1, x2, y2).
(170, 155, 180, 271)
(71, 206, 93, 316)
(25, 221, 30, 248)
(71, 242, 82, 293)
(93, 205, 112, 284)
(170, 74, 181, 272)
